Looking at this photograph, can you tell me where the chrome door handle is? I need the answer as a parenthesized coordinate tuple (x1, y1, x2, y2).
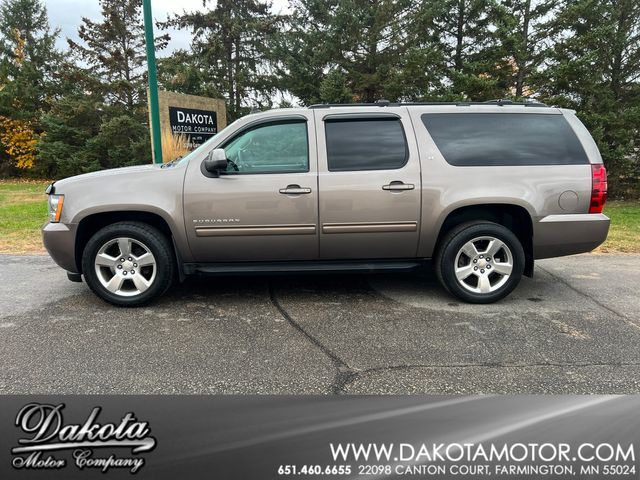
(279, 184, 312, 195)
(382, 181, 415, 191)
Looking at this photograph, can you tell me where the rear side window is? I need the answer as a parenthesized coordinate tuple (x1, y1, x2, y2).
(421, 113, 589, 166)
(325, 118, 408, 171)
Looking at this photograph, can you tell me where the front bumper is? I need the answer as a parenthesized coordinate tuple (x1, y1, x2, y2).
(533, 213, 610, 259)
(42, 222, 79, 273)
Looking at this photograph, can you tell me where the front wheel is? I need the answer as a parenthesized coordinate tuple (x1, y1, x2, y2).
(82, 222, 175, 307)
(435, 221, 525, 304)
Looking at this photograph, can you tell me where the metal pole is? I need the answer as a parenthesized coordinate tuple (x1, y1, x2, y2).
(143, 0, 163, 164)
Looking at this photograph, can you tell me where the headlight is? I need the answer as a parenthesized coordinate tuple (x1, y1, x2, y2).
(48, 194, 64, 223)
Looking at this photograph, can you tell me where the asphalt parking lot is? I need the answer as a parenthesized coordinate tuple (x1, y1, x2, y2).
(0, 254, 639, 394)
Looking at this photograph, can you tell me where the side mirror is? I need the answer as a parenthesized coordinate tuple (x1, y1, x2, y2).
(204, 148, 228, 176)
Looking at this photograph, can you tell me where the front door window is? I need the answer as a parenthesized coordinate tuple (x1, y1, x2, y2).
(222, 120, 309, 174)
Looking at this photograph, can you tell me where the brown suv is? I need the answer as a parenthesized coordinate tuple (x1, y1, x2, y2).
(42, 101, 610, 306)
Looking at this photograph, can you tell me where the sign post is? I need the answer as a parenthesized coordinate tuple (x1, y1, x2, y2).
(143, 0, 163, 164)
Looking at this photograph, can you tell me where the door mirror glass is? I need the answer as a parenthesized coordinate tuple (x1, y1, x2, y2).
(204, 148, 228, 175)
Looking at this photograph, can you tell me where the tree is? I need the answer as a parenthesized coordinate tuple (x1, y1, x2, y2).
(540, 0, 640, 197)
(157, 49, 213, 98)
(0, 0, 61, 118)
(36, 0, 163, 178)
(37, 94, 105, 177)
(67, 0, 168, 115)
(0, 116, 37, 169)
(496, 0, 556, 98)
(318, 70, 353, 103)
(0, 0, 61, 172)
(280, 0, 419, 104)
(415, 0, 508, 100)
(165, 0, 280, 120)
(38, 95, 151, 178)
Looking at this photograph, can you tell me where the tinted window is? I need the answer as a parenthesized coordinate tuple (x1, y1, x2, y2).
(421, 113, 589, 166)
(222, 120, 308, 173)
(325, 118, 408, 171)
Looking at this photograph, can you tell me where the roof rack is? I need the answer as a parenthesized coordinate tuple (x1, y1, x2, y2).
(308, 99, 548, 109)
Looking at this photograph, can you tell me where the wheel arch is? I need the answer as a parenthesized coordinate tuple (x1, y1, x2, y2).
(74, 210, 180, 274)
(433, 203, 535, 277)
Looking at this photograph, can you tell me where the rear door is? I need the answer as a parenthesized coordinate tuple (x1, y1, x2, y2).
(315, 109, 422, 259)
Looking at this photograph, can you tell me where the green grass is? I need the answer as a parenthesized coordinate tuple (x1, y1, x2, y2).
(598, 201, 640, 253)
(0, 180, 637, 254)
(0, 180, 49, 254)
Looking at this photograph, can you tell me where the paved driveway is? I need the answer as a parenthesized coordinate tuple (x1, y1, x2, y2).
(0, 254, 638, 394)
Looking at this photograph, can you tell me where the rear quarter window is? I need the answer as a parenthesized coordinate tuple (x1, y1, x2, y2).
(421, 113, 589, 166)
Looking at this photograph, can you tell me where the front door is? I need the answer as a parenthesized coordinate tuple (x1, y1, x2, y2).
(315, 110, 422, 259)
(183, 114, 319, 262)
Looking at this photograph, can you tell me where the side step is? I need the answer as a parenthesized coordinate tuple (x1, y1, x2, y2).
(183, 259, 428, 276)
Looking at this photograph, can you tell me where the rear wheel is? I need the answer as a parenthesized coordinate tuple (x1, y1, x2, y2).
(82, 222, 175, 307)
(435, 221, 524, 304)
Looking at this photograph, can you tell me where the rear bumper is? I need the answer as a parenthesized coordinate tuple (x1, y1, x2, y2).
(42, 222, 79, 273)
(533, 213, 610, 259)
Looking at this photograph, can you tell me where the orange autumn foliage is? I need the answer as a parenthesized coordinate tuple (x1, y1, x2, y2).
(0, 116, 38, 169)
(0, 29, 38, 169)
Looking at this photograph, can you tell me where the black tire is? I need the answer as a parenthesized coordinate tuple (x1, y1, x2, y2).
(81, 222, 175, 307)
(435, 221, 524, 304)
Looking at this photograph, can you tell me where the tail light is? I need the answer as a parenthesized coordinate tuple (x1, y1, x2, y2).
(589, 164, 607, 213)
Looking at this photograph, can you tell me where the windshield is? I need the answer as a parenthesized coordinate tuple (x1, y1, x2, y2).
(171, 118, 242, 166)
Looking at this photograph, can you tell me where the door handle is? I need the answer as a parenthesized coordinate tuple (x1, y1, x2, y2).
(279, 184, 312, 195)
(382, 181, 415, 191)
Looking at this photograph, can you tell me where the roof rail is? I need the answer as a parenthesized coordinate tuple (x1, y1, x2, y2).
(308, 99, 548, 109)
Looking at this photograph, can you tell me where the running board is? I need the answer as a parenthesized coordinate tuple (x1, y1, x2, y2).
(183, 259, 428, 276)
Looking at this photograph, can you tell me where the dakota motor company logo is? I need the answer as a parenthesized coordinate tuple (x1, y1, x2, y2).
(11, 403, 156, 474)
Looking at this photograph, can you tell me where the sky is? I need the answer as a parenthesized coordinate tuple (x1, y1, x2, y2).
(44, 0, 291, 55)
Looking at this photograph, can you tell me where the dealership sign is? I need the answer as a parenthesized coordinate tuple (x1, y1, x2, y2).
(149, 90, 227, 158)
(169, 106, 218, 149)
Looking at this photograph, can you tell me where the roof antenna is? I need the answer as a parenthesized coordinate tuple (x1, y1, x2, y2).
(249, 106, 260, 114)
(376, 99, 390, 106)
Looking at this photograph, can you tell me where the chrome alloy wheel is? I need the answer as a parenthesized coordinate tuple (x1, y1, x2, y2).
(454, 236, 514, 294)
(94, 237, 157, 297)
